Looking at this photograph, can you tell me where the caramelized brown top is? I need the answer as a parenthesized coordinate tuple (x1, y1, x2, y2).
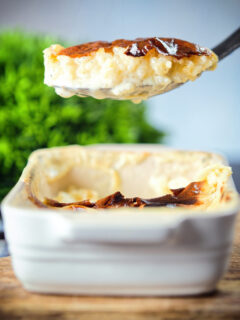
(58, 38, 211, 59)
(41, 181, 204, 210)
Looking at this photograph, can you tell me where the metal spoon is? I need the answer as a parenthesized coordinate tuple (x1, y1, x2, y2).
(212, 27, 240, 61)
(55, 27, 240, 101)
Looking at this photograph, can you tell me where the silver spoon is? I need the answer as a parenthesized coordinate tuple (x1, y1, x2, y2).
(54, 27, 240, 101)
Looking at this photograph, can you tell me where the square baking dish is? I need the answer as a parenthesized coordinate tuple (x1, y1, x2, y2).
(1, 144, 239, 296)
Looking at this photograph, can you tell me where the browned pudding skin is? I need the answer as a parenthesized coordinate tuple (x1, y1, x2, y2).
(42, 181, 204, 210)
(58, 38, 211, 59)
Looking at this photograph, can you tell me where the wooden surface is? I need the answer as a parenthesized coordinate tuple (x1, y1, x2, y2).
(0, 215, 240, 320)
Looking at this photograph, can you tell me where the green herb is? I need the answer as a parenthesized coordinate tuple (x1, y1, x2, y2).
(0, 31, 165, 199)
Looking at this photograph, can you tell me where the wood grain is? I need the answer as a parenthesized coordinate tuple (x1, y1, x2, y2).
(0, 214, 240, 320)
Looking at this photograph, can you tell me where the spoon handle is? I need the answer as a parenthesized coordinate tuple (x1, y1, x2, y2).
(212, 27, 240, 61)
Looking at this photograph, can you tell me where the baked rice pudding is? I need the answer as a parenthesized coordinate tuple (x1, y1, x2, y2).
(44, 37, 218, 103)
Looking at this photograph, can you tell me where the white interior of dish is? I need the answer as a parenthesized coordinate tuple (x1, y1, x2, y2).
(12, 145, 237, 212)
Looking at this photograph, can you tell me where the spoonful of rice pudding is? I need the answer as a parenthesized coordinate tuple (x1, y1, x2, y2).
(43, 29, 240, 103)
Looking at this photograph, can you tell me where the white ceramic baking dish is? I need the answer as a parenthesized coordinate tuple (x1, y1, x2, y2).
(1, 144, 239, 296)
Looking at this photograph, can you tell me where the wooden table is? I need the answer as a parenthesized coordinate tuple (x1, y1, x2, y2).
(0, 215, 240, 320)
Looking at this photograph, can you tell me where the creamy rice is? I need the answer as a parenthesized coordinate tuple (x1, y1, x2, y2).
(44, 44, 218, 103)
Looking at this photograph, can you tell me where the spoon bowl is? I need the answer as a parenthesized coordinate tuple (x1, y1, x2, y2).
(54, 82, 182, 102)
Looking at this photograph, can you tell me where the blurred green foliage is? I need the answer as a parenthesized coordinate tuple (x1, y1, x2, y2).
(0, 31, 165, 199)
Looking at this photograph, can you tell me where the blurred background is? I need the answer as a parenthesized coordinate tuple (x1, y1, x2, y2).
(0, 0, 239, 198)
(0, 0, 239, 256)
